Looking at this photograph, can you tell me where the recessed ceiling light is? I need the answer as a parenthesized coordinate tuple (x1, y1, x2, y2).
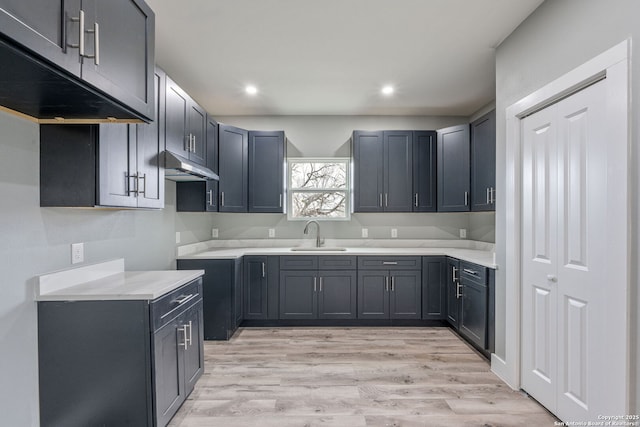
(245, 85, 258, 95)
(381, 85, 394, 95)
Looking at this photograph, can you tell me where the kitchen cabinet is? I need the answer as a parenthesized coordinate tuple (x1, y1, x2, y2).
(176, 115, 219, 212)
(243, 256, 279, 320)
(470, 110, 496, 211)
(248, 131, 285, 213)
(279, 256, 357, 320)
(38, 278, 203, 427)
(218, 124, 249, 212)
(352, 130, 413, 212)
(0, 0, 155, 121)
(437, 124, 470, 212)
(458, 261, 488, 350)
(177, 259, 242, 340)
(165, 75, 207, 165)
(357, 256, 421, 319)
(422, 256, 446, 319)
(413, 131, 438, 212)
(445, 257, 461, 328)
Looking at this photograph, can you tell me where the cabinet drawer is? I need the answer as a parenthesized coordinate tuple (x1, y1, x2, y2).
(280, 256, 318, 270)
(318, 256, 357, 270)
(357, 256, 421, 270)
(151, 278, 203, 331)
(460, 261, 487, 286)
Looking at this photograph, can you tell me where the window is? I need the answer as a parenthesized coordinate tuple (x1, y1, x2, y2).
(287, 158, 350, 220)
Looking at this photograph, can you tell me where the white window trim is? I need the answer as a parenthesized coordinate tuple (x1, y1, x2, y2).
(287, 157, 351, 221)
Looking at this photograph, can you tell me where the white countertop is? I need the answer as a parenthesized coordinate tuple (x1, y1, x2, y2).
(36, 259, 204, 301)
(178, 246, 497, 269)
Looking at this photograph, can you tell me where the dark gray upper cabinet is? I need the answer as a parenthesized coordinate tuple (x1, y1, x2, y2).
(437, 124, 470, 212)
(40, 121, 162, 209)
(218, 124, 249, 212)
(206, 116, 219, 174)
(248, 131, 285, 213)
(352, 130, 413, 212)
(352, 130, 384, 212)
(422, 257, 446, 320)
(413, 131, 437, 212)
(383, 131, 414, 212)
(470, 110, 496, 211)
(165, 75, 207, 166)
(0, 0, 155, 121)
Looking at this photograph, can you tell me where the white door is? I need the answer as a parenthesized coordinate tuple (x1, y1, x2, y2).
(521, 79, 627, 421)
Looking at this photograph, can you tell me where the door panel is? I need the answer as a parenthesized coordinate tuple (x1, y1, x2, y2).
(187, 102, 207, 165)
(218, 124, 248, 212)
(248, 131, 285, 213)
(97, 123, 136, 207)
(413, 131, 437, 212)
(279, 271, 317, 319)
(437, 124, 470, 211)
(244, 257, 268, 319)
(471, 111, 496, 211)
(357, 271, 388, 319)
(165, 78, 189, 156)
(183, 302, 204, 395)
(353, 131, 384, 212)
(384, 131, 413, 211)
(153, 317, 185, 427)
(318, 271, 357, 319)
(389, 270, 421, 319)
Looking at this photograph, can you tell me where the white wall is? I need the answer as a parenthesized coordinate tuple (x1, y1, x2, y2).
(215, 115, 495, 242)
(495, 0, 639, 410)
(0, 111, 213, 426)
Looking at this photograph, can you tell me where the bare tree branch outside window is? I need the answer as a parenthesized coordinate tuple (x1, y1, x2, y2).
(289, 160, 349, 219)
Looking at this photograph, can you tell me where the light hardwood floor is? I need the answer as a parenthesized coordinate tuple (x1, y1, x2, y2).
(169, 327, 557, 427)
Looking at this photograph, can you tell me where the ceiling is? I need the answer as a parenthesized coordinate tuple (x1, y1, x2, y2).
(147, 0, 544, 116)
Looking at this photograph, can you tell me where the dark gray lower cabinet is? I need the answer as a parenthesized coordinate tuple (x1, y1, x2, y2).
(38, 278, 203, 427)
(244, 256, 279, 320)
(446, 257, 461, 328)
(177, 259, 242, 340)
(279, 269, 357, 320)
(459, 277, 487, 349)
(357, 269, 421, 319)
(422, 257, 446, 319)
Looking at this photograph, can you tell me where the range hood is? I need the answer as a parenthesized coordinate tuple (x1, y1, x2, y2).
(163, 151, 219, 182)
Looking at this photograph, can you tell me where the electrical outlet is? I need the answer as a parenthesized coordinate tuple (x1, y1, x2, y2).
(361, 228, 368, 238)
(391, 228, 398, 238)
(212, 228, 219, 238)
(175, 232, 181, 244)
(71, 243, 84, 264)
(460, 228, 467, 239)
(268, 228, 276, 238)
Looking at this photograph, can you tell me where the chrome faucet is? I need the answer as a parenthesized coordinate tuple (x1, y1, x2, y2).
(303, 220, 322, 247)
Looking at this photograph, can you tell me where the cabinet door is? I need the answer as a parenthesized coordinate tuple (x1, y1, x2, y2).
(165, 76, 189, 157)
(187, 100, 207, 165)
(279, 270, 317, 319)
(183, 301, 204, 395)
(248, 131, 285, 213)
(352, 131, 384, 212)
(422, 257, 446, 320)
(218, 124, 248, 212)
(446, 258, 460, 328)
(244, 256, 268, 320)
(318, 271, 357, 319)
(389, 270, 421, 319)
(471, 110, 496, 211)
(0, 0, 82, 75)
(233, 258, 243, 330)
(97, 123, 137, 207)
(459, 279, 487, 349)
(80, 0, 154, 120)
(357, 270, 389, 319)
(383, 131, 413, 212)
(153, 316, 186, 427)
(413, 131, 437, 212)
(437, 124, 470, 212)
(206, 115, 219, 173)
(136, 67, 165, 209)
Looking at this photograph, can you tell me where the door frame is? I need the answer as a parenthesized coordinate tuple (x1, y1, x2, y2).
(495, 38, 630, 404)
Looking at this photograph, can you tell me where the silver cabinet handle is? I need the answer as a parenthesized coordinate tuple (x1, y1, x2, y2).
(414, 193, 418, 207)
(490, 187, 496, 204)
(186, 320, 193, 346)
(319, 277, 323, 292)
(279, 193, 282, 208)
(68, 10, 85, 55)
(207, 189, 214, 206)
(385, 276, 389, 292)
(464, 191, 469, 206)
(385, 193, 388, 207)
(137, 173, 146, 196)
(173, 294, 194, 305)
(83, 18, 99, 65)
(127, 172, 138, 196)
(463, 268, 478, 275)
(179, 325, 188, 350)
(261, 262, 266, 278)
(191, 134, 196, 152)
(382, 261, 398, 265)
(456, 282, 463, 299)
(452, 266, 458, 281)
(486, 187, 490, 204)
(220, 192, 225, 206)
(314, 277, 317, 292)
(391, 276, 395, 292)
(379, 193, 383, 207)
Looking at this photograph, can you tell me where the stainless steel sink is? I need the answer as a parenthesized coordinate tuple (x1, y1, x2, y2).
(289, 247, 347, 252)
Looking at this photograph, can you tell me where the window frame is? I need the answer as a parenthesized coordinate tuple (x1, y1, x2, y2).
(286, 157, 351, 221)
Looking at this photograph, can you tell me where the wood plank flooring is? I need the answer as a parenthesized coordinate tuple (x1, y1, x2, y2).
(169, 327, 557, 427)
